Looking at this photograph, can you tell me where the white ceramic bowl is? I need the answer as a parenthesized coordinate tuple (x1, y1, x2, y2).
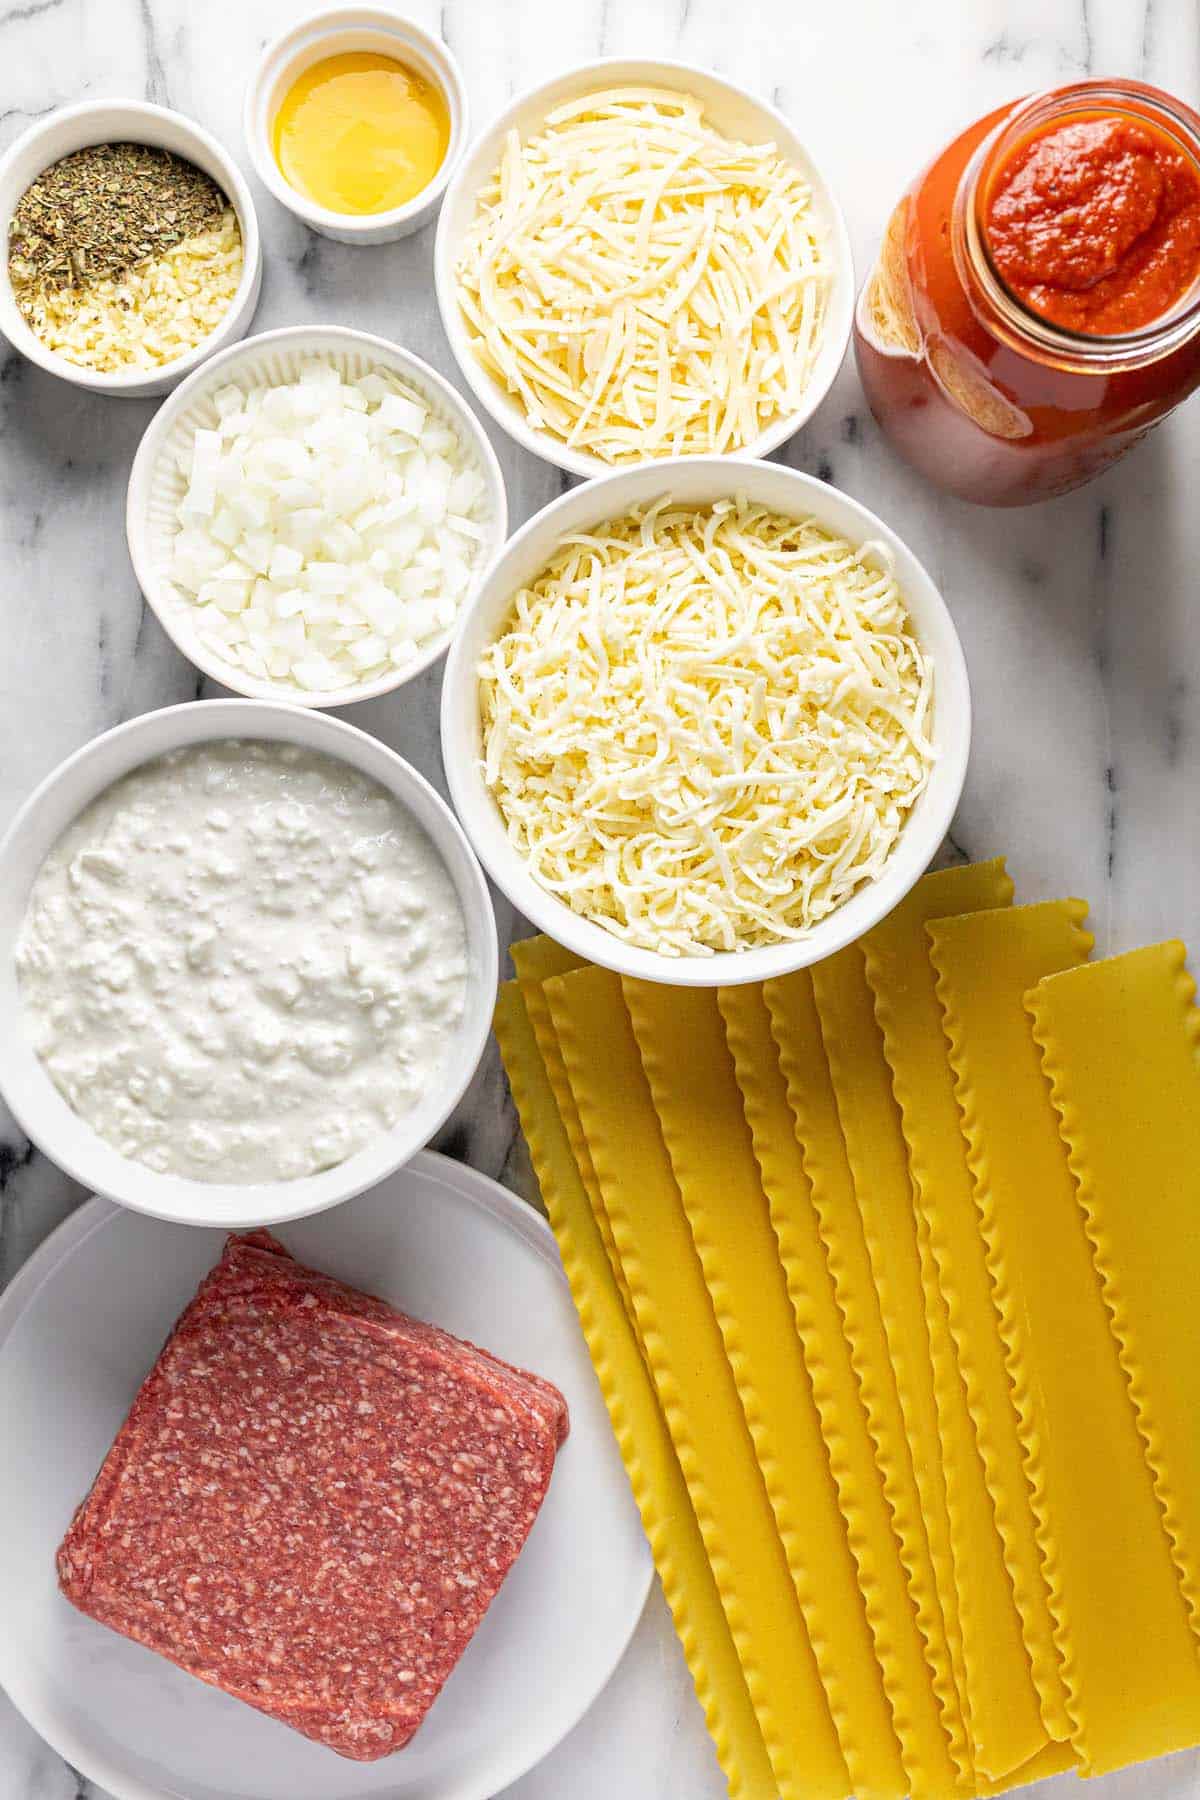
(441, 458, 971, 988)
(126, 325, 507, 706)
(0, 700, 499, 1228)
(0, 99, 262, 399)
(434, 57, 855, 479)
(244, 7, 468, 244)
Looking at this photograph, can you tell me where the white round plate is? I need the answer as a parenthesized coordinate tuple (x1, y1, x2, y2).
(0, 1151, 652, 1800)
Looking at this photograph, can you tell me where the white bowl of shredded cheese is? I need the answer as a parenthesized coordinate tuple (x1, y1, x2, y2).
(0, 99, 262, 399)
(434, 59, 854, 477)
(441, 458, 971, 986)
(0, 700, 499, 1227)
(126, 325, 507, 704)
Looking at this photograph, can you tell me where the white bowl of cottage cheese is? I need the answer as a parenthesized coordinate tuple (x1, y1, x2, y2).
(0, 701, 498, 1227)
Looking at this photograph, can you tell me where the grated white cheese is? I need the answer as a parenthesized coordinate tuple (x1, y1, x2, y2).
(479, 497, 936, 956)
(455, 87, 833, 464)
(22, 210, 243, 373)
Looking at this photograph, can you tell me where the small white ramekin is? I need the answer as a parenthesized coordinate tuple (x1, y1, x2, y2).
(441, 458, 971, 988)
(244, 7, 467, 244)
(126, 324, 507, 707)
(0, 700, 499, 1229)
(435, 57, 855, 479)
(0, 99, 262, 400)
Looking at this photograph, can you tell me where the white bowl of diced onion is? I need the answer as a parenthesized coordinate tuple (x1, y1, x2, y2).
(126, 325, 507, 704)
(441, 458, 972, 987)
(433, 58, 855, 479)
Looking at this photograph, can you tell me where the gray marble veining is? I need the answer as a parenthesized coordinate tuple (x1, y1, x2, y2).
(3, 0, 1200, 1795)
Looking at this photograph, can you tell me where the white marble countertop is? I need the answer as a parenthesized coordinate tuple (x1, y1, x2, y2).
(4, 0, 1200, 1795)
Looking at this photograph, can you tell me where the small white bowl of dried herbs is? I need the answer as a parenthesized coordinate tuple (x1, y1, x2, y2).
(0, 98, 262, 398)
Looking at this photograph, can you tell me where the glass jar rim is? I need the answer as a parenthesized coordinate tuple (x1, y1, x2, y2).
(955, 79, 1200, 371)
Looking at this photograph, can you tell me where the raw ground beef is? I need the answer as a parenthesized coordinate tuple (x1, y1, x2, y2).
(57, 1229, 568, 1761)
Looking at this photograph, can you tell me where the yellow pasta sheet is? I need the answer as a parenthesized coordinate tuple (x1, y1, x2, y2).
(626, 978, 904, 1800)
(978, 1741, 1075, 1793)
(509, 935, 642, 1344)
(546, 965, 849, 1800)
(719, 982, 963, 1800)
(493, 979, 777, 1799)
(931, 909, 1200, 1773)
(864, 864, 1067, 1765)
(766, 965, 974, 1791)
(1028, 942, 1200, 1653)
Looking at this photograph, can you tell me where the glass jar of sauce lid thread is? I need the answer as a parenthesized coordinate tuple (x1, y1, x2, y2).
(855, 80, 1200, 506)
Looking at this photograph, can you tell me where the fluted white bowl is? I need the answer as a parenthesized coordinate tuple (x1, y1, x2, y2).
(126, 325, 507, 706)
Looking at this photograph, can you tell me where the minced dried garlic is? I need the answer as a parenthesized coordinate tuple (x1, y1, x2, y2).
(18, 208, 243, 373)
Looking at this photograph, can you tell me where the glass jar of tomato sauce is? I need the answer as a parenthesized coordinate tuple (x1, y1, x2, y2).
(855, 80, 1200, 505)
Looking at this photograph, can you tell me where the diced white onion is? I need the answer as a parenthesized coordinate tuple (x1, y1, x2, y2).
(168, 362, 491, 693)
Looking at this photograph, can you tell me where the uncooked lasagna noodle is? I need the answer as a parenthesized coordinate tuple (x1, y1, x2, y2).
(718, 980, 962, 1800)
(493, 978, 777, 1798)
(802, 944, 989, 1770)
(509, 935, 640, 1342)
(932, 908, 1200, 1773)
(625, 977, 905, 1800)
(545, 963, 849, 1800)
(863, 864, 1069, 1758)
(764, 962, 973, 1789)
(1027, 943, 1200, 1655)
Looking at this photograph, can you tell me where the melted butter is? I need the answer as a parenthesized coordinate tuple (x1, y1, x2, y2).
(273, 50, 450, 216)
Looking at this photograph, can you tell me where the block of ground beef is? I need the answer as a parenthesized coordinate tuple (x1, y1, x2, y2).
(57, 1229, 569, 1761)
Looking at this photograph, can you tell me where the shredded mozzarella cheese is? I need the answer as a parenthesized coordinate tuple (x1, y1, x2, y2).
(479, 497, 936, 956)
(21, 210, 243, 373)
(456, 88, 832, 464)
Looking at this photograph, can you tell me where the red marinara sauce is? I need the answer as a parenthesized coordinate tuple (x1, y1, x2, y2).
(984, 114, 1200, 336)
(854, 82, 1200, 505)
